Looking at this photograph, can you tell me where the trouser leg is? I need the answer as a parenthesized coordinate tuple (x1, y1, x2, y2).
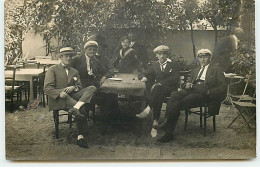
(71, 86, 97, 103)
(66, 86, 97, 136)
(164, 89, 207, 134)
(150, 85, 172, 120)
(164, 90, 190, 134)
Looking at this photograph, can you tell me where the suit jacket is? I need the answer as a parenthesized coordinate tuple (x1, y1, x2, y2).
(138, 59, 180, 91)
(70, 55, 110, 88)
(44, 64, 82, 111)
(188, 63, 227, 115)
(212, 35, 238, 72)
(131, 42, 149, 69)
(114, 48, 142, 73)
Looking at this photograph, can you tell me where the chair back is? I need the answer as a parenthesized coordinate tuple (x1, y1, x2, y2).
(147, 61, 157, 68)
(5, 66, 17, 97)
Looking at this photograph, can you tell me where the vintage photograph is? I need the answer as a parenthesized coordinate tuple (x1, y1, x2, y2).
(4, 0, 256, 160)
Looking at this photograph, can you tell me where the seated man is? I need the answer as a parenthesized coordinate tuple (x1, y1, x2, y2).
(136, 45, 180, 138)
(70, 40, 112, 88)
(44, 47, 96, 149)
(156, 49, 227, 142)
(70, 40, 118, 117)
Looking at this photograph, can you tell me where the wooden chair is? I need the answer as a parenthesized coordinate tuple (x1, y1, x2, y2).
(5, 66, 22, 113)
(184, 104, 216, 137)
(228, 79, 256, 131)
(53, 104, 96, 139)
(53, 109, 73, 139)
(33, 65, 51, 106)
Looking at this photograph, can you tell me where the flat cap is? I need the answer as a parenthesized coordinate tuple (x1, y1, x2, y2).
(84, 40, 98, 49)
(153, 45, 170, 53)
(197, 49, 212, 56)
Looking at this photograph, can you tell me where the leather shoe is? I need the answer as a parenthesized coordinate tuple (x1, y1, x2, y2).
(69, 107, 85, 118)
(157, 133, 174, 143)
(77, 138, 89, 148)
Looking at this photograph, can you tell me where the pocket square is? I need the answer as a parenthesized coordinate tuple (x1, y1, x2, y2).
(73, 77, 78, 81)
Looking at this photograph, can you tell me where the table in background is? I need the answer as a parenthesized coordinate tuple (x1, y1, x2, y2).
(35, 58, 60, 68)
(5, 69, 43, 101)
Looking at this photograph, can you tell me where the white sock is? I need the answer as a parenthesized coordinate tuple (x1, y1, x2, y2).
(77, 135, 84, 140)
(73, 101, 85, 109)
(143, 105, 151, 114)
(150, 128, 157, 138)
(153, 119, 158, 126)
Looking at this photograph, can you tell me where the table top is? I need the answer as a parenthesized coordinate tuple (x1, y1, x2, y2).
(100, 73, 146, 97)
(36, 58, 60, 65)
(5, 69, 43, 76)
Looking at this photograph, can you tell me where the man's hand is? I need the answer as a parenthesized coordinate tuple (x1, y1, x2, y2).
(100, 76, 107, 86)
(63, 86, 76, 94)
(59, 91, 68, 98)
(141, 77, 147, 82)
(185, 82, 193, 89)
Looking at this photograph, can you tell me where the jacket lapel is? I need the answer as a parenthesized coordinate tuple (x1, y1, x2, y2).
(163, 62, 172, 73)
(205, 64, 214, 83)
(57, 64, 69, 85)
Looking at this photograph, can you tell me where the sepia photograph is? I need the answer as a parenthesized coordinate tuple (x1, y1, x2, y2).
(3, 0, 256, 160)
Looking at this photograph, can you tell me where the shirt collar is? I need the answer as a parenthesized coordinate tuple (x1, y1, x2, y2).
(158, 58, 172, 65)
(201, 64, 210, 68)
(60, 62, 69, 68)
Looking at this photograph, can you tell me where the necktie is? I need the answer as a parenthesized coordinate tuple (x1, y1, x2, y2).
(160, 61, 167, 72)
(197, 66, 205, 80)
(64, 66, 69, 76)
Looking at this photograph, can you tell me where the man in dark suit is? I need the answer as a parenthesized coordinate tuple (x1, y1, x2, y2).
(44, 47, 97, 148)
(88, 34, 114, 73)
(71, 40, 118, 117)
(212, 27, 244, 72)
(128, 32, 149, 69)
(137, 45, 180, 137)
(70, 41, 112, 88)
(157, 49, 227, 142)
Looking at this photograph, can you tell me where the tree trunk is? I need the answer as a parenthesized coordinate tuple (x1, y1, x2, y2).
(190, 22, 196, 59)
(213, 25, 218, 50)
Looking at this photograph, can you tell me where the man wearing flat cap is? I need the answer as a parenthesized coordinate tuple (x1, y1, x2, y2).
(70, 40, 111, 88)
(71, 40, 118, 118)
(137, 45, 180, 138)
(156, 49, 227, 143)
(44, 47, 97, 148)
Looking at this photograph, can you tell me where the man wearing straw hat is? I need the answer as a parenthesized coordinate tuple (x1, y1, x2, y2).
(156, 49, 227, 143)
(44, 47, 96, 148)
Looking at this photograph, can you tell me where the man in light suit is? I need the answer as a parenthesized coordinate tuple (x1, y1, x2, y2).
(44, 47, 96, 148)
(137, 45, 180, 138)
(157, 49, 227, 142)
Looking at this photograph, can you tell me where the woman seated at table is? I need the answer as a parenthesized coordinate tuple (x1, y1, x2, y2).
(136, 45, 180, 138)
(113, 36, 142, 73)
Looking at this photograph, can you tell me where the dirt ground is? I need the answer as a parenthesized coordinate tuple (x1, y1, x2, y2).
(5, 103, 256, 160)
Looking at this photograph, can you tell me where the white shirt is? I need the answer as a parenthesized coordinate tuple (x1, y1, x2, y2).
(197, 64, 209, 81)
(130, 41, 135, 48)
(158, 58, 172, 71)
(85, 54, 93, 75)
(232, 35, 239, 50)
(61, 62, 69, 76)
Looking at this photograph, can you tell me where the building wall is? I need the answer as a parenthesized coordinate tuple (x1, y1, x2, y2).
(22, 30, 225, 64)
